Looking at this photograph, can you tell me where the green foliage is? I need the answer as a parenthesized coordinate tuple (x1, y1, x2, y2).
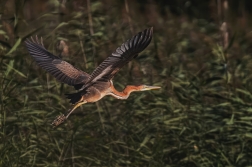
(0, 0, 252, 166)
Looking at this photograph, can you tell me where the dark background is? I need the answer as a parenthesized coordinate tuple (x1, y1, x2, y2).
(1, 0, 252, 166)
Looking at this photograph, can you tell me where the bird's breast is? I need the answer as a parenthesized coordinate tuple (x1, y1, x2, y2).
(83, 85, 110, 103)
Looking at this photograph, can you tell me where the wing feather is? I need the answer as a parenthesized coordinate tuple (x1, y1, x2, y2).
(25, 37, 89, 89)
(82, 27, 153, 89)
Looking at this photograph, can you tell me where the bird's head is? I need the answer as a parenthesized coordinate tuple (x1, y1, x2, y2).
(139, 85, 161, 91)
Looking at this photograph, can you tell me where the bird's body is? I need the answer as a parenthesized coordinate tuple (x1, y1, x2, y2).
(25, 27, 160, 127)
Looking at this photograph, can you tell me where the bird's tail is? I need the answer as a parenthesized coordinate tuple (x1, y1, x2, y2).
(65, 92, 82, 104)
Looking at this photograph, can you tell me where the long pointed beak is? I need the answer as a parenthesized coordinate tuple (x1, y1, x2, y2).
(144, 85, 161, 91)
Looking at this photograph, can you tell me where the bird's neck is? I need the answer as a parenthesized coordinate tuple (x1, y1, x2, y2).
(109, 85, 140, 99)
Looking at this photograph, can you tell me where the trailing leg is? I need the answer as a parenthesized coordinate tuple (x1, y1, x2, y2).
(51, 100, 87, 127)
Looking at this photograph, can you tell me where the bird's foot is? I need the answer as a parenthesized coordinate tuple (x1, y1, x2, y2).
(51, 114, 66, 127)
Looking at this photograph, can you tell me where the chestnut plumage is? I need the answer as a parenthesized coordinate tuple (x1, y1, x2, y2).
(25, 27, 160, 127)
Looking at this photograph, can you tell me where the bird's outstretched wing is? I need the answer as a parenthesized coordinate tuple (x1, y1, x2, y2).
(25, 37, 89, 90)
(82, 27, 153, 89)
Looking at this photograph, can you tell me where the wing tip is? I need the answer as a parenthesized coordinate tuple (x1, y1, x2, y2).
(150, 27, 153, 36)
(149, 26, 153, 33)
(146, 26, 153, 38)
(136, 27, 153, 49)
(117, 27, 154, 54)
(24, 36, 44, 47)
(144, 26, 153, 34)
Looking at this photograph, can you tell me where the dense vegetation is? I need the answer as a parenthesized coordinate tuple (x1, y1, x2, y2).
(1, 0, 252, 166)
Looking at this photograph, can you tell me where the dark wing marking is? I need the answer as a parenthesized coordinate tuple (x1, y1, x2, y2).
(25, 36, 89, 90)
(82, 27, 153, 89)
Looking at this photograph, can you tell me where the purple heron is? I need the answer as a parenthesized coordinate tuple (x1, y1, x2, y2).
(25, 27, 160, 127)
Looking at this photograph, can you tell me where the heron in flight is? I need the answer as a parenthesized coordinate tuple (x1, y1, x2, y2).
(25, 27, 160, 127)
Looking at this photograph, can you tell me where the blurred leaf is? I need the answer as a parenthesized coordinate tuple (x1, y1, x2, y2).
(92, 31, 103, 37)
(6, 38, 21, 55)
(137, 135, 151, 151)
(244, 133, 252, 138)
(4, 60, 27, 78)
(4, 59, 14, 76)
(91, 2, 102, 12)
